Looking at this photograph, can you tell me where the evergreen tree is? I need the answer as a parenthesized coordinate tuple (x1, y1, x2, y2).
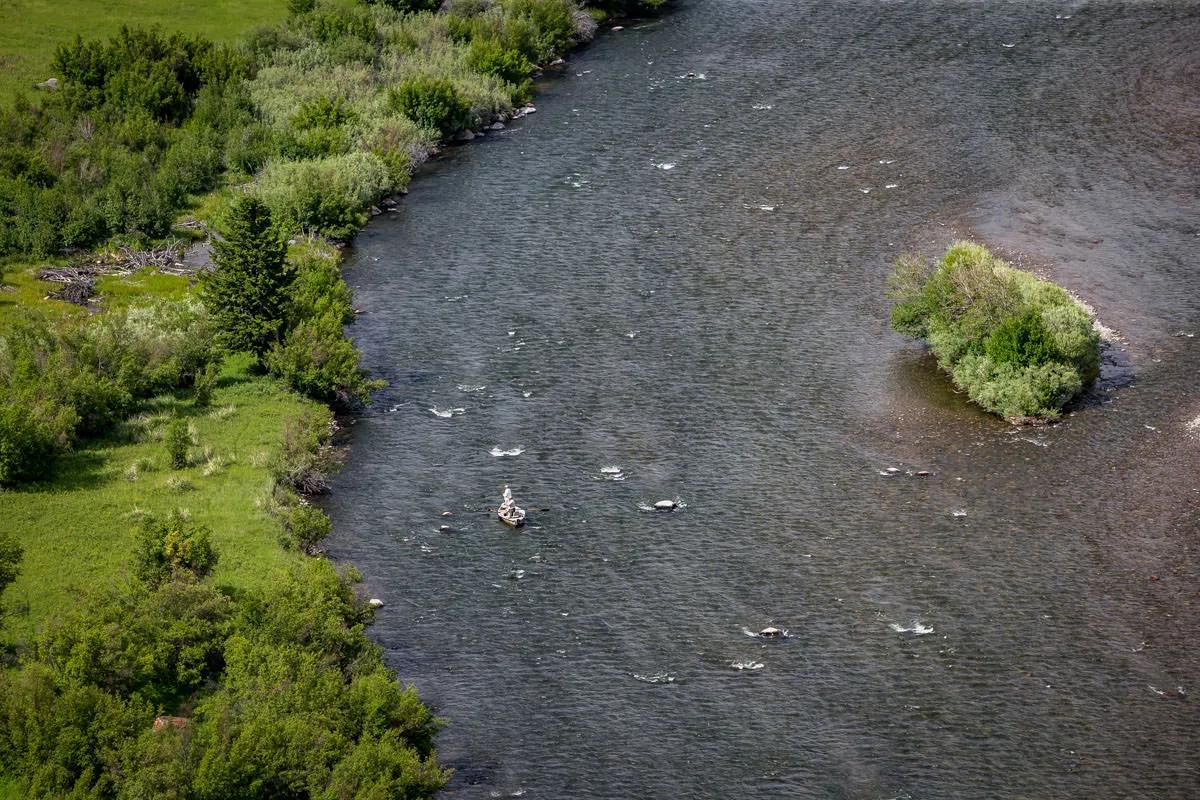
(201, 196, 291, 362)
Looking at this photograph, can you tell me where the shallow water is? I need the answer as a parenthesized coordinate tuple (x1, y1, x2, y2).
(324, 2, 1200, 797)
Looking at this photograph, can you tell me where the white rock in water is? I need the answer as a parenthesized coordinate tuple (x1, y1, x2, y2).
(368, 598, 385, 609)
(654, 500, 677, 510)
(759, 626, 784, 637)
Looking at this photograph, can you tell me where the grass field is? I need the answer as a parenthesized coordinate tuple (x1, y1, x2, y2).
(0, 355, 319, 645)
(0, 0, 288, 101)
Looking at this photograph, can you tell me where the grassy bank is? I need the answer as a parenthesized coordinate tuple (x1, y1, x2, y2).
(0, 0, 288, 101)
(0, 355, 314, 645)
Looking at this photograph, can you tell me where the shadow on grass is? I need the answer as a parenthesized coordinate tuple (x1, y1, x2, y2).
(10, 448, 111, 493)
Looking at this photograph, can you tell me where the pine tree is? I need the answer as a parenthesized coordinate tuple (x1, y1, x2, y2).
(201, 197, 292, 362)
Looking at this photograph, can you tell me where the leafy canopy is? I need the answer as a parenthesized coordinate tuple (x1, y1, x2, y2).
(888, 241, 1100, 421)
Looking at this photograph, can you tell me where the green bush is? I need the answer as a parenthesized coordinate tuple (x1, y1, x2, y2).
(888, 241, 1100, 421)
(270, 407, 338, 494)
(497, 0, 579, 64)
(283, 503, 333, 552)
(296, 2, 378, 44)
(287, 243, 356, 327)
(194, 362, 219, 408)
(368, 0, 441, 12)
(165, 418, 190, 469)
(390, 76, 474, 139)
(467, 37, 534, 101)
(0, 529, 23, 611)
(133, 510, 220, 585)
(268, 310, 383, 408)
(254, 152, 390, 239)
(0, 403, 67, 484)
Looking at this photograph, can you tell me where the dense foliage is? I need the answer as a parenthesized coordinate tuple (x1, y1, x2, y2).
(0, 28, 249, 258)
(0, 531, 446, 799)
(889, 241, 1101, 421)
(0, 301, 217, 483)
(0, 0, 640, 258)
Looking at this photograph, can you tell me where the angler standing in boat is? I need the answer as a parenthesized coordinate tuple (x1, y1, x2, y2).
(497, 485, 526, 528)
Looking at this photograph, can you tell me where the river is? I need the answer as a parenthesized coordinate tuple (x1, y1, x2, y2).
(324, 2, 1200, 797)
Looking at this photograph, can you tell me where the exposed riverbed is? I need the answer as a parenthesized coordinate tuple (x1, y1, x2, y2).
(325, 2, 1200, 797)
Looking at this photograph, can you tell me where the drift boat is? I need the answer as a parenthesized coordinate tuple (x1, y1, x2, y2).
(497, 485, 526, 528)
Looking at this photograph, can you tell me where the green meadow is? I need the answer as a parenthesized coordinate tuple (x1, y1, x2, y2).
(0, 355, 318, 645)
(0, 0, 288, 100)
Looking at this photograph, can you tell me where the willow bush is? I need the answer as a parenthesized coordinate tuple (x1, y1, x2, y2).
(889, 241, 1100, 421)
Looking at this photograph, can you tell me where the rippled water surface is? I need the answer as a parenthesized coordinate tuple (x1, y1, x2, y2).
(325, 2, 1200, 797)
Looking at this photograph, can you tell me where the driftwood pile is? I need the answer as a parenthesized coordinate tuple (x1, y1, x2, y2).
(38, 239, 207, 306)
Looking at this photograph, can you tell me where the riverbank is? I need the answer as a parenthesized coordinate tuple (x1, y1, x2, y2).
(0, 0, 666, 635)
(0, 2, 670, 795)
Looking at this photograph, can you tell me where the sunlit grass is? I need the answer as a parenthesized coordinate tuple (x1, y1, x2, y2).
(0, 355, 321, 645)
(0, 0, 289, 102)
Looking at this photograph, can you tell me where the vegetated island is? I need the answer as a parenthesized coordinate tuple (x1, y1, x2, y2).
(888, 241, 1102, 423)
(0, 1, 666, 797)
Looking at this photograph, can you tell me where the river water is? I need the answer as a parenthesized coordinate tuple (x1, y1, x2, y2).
(325, 2, 1200, 797)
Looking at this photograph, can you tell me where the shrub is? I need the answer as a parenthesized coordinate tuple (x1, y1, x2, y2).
(283, 504, 333, 553)
(288, 242, 356, 326)
(497, 0, 579, 64)
(0, 531, 21, 614)
(0, 550, 447, 798)
(467, 37, 534, 100)
(271, 408, 339, 494)
(368, 0, 441, 12)
(133, 510, 219, 585)
(0, 402, 67, 484)
(389, 76, 473, 139)
(194, 362, 219, 408)
(165, 418, 190, 469)
(254, 153, 390, 239)
(888, 241, 1100, 421)
(268, 311, 383, 407)
(296, 2, 378, 44)
(157, 130, 223, 203)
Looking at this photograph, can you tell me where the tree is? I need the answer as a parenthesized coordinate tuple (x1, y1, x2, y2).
(200, 196, 292, 363)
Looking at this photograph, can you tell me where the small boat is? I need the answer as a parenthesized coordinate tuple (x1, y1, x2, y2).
(497, 485, 526, 528)
(498, 507, 526, 528)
